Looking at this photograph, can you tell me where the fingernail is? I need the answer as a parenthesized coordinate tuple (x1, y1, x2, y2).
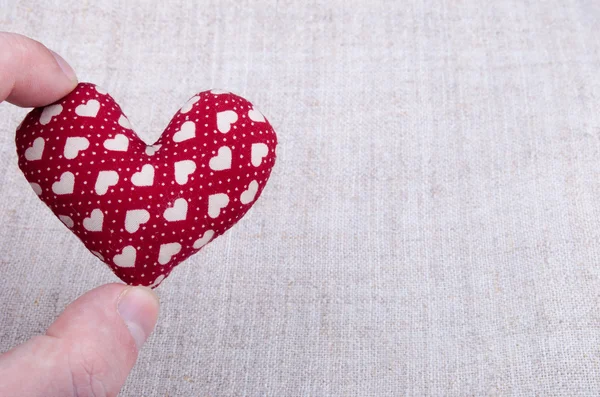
(49, 49, 78, 83)
(117, 286, 160, 350)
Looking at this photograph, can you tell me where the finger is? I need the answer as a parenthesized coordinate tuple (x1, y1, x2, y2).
(0, 32, 78, 107)
(0, 284, 160, 397)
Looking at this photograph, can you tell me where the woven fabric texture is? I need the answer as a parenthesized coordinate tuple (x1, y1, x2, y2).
(1, 1, 600, 395)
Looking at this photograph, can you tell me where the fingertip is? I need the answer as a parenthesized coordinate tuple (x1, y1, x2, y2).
(117, 286, 160, 350)
(47, 283, 160, 351)
(0, 283, 160, 396)
(45, 283, 159, 395)
(0, 32, 78, 107)
(48, 49, 78, 85)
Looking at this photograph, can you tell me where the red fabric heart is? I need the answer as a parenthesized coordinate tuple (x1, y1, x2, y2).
(16, 83, 277, 287)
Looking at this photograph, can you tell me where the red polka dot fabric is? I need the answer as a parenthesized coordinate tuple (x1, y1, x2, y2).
(16, 83, 277, 288)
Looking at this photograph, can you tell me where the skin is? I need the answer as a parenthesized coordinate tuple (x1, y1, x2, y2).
(0, 32, 160, 397)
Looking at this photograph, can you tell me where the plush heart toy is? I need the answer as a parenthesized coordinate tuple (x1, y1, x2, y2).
(16, 83, 277, 288)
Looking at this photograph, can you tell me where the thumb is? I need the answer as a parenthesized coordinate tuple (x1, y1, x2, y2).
(0, 32, 78, 107)
(0, 284, 160, 397)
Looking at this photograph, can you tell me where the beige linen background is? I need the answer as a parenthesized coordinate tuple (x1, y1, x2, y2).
(2, 0, 600, 395)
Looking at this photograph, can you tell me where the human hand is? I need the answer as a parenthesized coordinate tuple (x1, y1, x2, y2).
(0, 32, 160, 396)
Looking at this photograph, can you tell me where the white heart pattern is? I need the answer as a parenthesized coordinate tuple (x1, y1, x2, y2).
(209, 146, 232, 171)
(163, 198, 188, 221)
(173, 121, 196, 142)
(251, 143, 269, 167)
(208, 193, 229, 218)
(180, 96, 200, 114)
(248, 108, 265, 122)
(59, 215, 74, 228)
(193, 229, 215, 249)
(52, 171, 75, 195)
(64, 137, 90, 160)
(174, 160, 196, 185)
(145, 144, 161, 156)
(83, 209, 104, 231)
(29, 182, 42, 196)
(40, 104, 63, 125)
(95, 170, 119, 195)
(104, 134, 129, 151)
(216, 110, 238, 133)
(131, 164, 154, 187)
(158, 243, 181, 265)
(118, 115, 132, 129)
(25, 137, 45, 161)
(75, 99, 100, 117)
(125, 209, 150, 233)
(114, 246, 136, 268)
(240, 180, 259, 204)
